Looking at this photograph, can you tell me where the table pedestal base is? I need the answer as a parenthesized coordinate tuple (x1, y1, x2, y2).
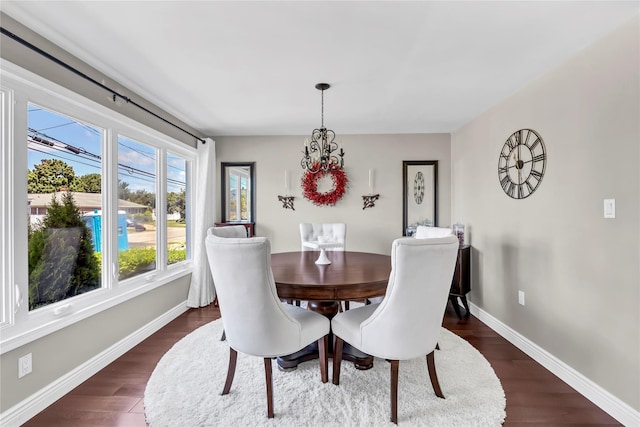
(276, 340, 373, 371)
(276, 300, 374, 371)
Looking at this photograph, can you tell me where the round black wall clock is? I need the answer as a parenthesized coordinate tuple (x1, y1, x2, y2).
(498, 128, 546, 199)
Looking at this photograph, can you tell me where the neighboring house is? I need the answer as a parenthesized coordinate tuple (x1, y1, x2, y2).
(27, 191, 148, 226)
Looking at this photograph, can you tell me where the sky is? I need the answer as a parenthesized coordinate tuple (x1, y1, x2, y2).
(27, 103, 186, 194)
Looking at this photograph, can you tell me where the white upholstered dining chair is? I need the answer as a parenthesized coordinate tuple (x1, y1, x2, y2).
(299, 223, 346, 250)
(298, 223, 347, 308)
(205, 233, 330, 419)
(331, 235, 459, 424)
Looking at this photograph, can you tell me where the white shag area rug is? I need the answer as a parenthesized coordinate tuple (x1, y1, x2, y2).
(145, 319, 505, 426)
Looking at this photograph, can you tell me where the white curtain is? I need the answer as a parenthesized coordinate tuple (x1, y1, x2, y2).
(187, 137, 216, 307)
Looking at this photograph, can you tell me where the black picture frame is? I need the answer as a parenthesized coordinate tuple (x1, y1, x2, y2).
(402, 160, 438, 236)
(221, 162, 255, 223)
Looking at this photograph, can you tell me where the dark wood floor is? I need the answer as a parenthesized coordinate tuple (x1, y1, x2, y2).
(23, 303, 621, 426)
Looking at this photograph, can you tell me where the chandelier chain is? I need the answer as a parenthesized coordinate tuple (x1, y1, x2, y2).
(321, 87, 324, 128)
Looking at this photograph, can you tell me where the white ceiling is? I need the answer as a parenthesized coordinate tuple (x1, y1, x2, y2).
(2, 1, 638, 136)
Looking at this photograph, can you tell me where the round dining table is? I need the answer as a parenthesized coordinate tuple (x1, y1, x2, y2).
(271, 250, 391, 371)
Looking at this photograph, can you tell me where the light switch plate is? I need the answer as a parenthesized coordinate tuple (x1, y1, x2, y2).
(518, 291, 525, 306)
(604, 199, 615, 219)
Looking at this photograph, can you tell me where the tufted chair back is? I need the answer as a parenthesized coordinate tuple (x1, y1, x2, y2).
(299, 223, 346, 251)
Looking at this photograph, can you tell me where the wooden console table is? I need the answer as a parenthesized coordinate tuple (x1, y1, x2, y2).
(450, 245, 471, 318)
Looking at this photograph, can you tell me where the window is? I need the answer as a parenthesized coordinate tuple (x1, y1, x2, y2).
(27, 104, 103, 310)
(118, 136, 157, 280)
(167, 153, 189, 264)
(0, 61, 196, 352)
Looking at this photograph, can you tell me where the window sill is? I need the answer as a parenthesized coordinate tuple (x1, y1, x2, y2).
(0, 262, 192, 354)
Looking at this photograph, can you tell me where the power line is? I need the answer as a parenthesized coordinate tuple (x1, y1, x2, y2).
(28, 136, 186, 187)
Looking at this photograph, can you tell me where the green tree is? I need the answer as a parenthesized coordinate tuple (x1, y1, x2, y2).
(70, 173, 102, 193)
(167, 189, 186, 218)
(118, 180, 131, 200)
(28, 192, 100, 309)
(241, 188, 248, 220)
(129, 189, 155, 209)
(28, 159, 76, 193)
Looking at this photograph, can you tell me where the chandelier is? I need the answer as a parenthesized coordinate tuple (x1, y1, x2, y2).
(301, 83, 345, 174)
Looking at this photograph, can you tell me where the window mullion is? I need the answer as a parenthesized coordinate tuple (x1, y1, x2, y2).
(11, 89, 29, 326)
(156, 148, 167, 270)
(103, 128, 118, 288)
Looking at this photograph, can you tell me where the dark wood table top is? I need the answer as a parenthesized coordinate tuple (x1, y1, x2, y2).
(271, 251, 391, 301)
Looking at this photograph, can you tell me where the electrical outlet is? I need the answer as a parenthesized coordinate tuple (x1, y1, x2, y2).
(18, 353, 32, 378)
(518, 291, 525, 306)
(604, 199, 615, 218)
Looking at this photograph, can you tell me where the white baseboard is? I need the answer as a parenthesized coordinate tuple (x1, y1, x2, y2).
(1, 301, 189, 426)
(469, 302, 640, 427)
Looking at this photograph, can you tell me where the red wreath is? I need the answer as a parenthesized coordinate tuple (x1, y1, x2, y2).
(302, 163, 348, 206)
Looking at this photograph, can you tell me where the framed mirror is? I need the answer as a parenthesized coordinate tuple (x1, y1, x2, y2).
(221, 162, 255, 223)
(403, 160, 438, 236)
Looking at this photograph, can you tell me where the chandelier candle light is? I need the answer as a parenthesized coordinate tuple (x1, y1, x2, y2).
(301, 83, 345, 174)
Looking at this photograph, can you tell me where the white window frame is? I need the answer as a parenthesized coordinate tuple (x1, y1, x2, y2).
(0, 60, 196, 354)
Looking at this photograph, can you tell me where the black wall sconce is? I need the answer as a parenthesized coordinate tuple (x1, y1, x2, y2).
(278, 195, 295, 210)
(362, 194, 379, 210)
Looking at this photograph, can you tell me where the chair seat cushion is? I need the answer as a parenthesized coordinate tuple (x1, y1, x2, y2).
(282, 304, 330, 350)
(331, 303, 380, 354)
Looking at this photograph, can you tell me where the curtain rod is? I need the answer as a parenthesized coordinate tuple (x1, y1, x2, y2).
(0, 26, 206, 145)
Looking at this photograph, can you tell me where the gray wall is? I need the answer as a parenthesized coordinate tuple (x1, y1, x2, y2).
(451, 15, 639, 410)
(215, 133, 451, 255)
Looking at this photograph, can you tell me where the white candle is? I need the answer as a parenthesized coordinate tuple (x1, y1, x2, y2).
(368, 169, 374, 193)
(284, 170, 290, 193)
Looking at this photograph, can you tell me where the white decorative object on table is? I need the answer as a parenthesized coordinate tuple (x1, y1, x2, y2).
(302, 240, 344, 264)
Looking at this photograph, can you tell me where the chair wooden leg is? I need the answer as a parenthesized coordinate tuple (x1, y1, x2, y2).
(344, 301, 350, 310)
(220, 329, 226, 341)
(264, 358, 274, 418)
(318, 335, 329, 383)
(221, 348, 237, 395)
(332, 336, 344, 385)
(426, 351, 444, 398)
(390, 359, 399, 424)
